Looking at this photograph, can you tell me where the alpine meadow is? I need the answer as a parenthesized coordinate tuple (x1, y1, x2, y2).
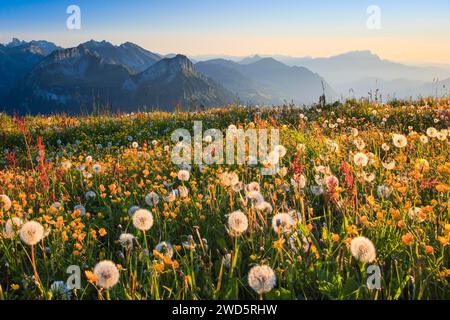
(0, 0, 450, 302)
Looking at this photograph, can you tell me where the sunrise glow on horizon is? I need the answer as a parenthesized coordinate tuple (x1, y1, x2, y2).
(1, 0, 450, 64)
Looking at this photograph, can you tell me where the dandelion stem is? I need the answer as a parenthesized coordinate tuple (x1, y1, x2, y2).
(30, 245, 42, 294)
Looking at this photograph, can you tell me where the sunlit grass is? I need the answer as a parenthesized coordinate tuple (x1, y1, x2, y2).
(0, 98, 449, 300)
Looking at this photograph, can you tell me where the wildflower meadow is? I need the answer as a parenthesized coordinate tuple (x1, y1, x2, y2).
(0, 99, 449, 300)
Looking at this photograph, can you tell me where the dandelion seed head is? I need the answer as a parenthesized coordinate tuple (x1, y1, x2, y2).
(392, 134, 407, 148)
(119, 233, 135, 250)
(408, 207, 425, 222)
(132, 209, 154, 231)
(19, 221, 45, 245)
(272, 213, 295, 234)
(145, 191, 160, 206)
(227, 210, 248, 236)
(3, 217, 23, 239)
(325, 175, 339, 190)
(246, 190, 264, 204)
(255, 201, 273, 213)
(310, 185, 324, 196)
(248, 265, 277, 295)
(0, 195, 12, 212)
(377, 185, 392, 198)
(177, 169, 190, 181)
(221, 172, 239, 187)
(93, 260, 120, 289)
(419, 135, 429, 144)
(354, 152, 369, 167)
(382, 160, 396, 170)
(92, 164, 102, 174)
(436, 131, 447, 141)
(231, 182, 244, 193)
(155, 241, 174, 259)
(291, 174, 307, 189)
(350, 236, 376, 263)
(267, 150, 280, 165)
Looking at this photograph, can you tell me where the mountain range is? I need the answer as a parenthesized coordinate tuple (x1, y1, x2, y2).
(0, 38, 62, 100)
(1, 38, 450, 115)
(272, 51, 450, 99)
(206, 51, 450, 100)
(2, 40, 234, 114)
(196, 58, 335, 105)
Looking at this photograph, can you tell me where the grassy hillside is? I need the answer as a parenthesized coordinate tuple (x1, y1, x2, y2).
(0, 99, 449, 300)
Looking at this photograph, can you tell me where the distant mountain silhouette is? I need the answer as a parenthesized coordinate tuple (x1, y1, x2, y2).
(8, 44, 131, 114)
(1, 39, 339, 114)
(6, 38, 61, 55)
(4, 43, 232, 114)
(239, 55, 263, 65)
(0, 38, 61, 100)
(80, 40, 161, 74)
(197, 57, 336, 105)
(4, 39, 448, 114)
(266, 51, 450, 98)
(122, 55, 233, 111)
(195, 59, 268, 103)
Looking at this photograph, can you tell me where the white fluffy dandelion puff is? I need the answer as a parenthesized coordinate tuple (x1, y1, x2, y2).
(92, 164, 102, 174)
(3, 217, 23, 239)
(254, 201, 273, 213)
(145, 191, 160, 206)
(93, 260, 120, 289)
(221, 172, 239, 187)
(353, 152, 369, 167)
(291, 174, 307, 189)
(19, 221, 45, 245)
(155, 241, 174, 259)
(177, 169, 190, 181)
(0, 194, 12, 212)
(132, 209, 154, 231)
(350, 236, 376, 263)
(248, 265, 277, 295)
(245, 182, 260, 193)
(119, 233, 135, 250)
(392, 134, 407, 148)
(246, 190, 264, 204)
(272, 213, 296, 234)
(227, 210, 249, 236)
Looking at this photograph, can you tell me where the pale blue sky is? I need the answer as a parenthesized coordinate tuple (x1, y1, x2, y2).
(1, 0, 449, 63)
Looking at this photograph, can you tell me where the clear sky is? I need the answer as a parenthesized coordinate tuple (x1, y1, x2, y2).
(1, 0, 449, 64)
